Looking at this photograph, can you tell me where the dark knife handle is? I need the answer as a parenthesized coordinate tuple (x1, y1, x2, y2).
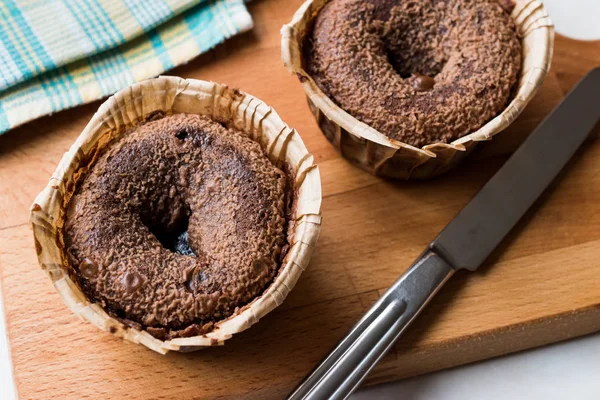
(287, 250, 455, 400)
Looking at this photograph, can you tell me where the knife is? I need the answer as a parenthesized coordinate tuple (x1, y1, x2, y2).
(288, 67, 600, 400)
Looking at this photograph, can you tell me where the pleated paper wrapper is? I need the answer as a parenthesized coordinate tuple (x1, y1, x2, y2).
(282, 0, 554, 179)
(30, 76, 323, 354)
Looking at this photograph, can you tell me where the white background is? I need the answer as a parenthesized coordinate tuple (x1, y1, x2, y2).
(1, 0, 599, 398)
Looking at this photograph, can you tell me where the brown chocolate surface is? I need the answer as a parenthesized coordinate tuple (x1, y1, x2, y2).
(64, 114, 290, 339)
(307, 0, 522, 147)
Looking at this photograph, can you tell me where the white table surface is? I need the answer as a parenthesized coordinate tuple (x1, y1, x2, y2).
(0, 287, 16, 400)
(352, 334, 600, 400)
(1, 1, 599, 399)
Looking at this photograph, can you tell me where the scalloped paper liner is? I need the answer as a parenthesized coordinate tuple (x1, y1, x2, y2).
(282, 0, 554, 179)
(30, 76, 322, 354)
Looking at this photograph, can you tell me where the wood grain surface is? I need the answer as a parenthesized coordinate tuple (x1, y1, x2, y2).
(1, 1, 600, 399)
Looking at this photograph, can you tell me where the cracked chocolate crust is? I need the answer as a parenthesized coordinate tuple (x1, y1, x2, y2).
(307, 0, 521, 147)
(64, 114, 293, 340)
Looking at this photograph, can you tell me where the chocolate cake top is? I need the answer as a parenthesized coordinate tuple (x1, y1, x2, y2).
(64, 114, 290, 339)
(307, 0, 522, 147)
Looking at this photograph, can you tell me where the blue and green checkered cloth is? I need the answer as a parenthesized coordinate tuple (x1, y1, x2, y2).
(0, 0, 253, 135)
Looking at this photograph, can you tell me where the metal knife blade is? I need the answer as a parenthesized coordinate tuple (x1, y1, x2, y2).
(287, 67, 600, 400)
(434, 67, 600, 270)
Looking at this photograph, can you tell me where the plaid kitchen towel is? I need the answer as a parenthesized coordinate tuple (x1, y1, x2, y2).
(0, 0, 253, 135)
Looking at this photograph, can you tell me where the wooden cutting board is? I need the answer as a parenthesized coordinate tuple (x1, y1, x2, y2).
(1, 1, 599, 399)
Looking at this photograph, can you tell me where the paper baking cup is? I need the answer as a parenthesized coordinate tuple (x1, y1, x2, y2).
(282, 0, 554, 179)
(30, 76, 322, 354)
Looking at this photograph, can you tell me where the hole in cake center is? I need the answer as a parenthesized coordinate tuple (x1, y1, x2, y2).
(142, 210, 196, 256)
(387, 53, 413, 79)
(386, 50, 444, 80)
(162, 227, 196, 256)
(383, 37, 446, 80)
(385, 48, 444, 92)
